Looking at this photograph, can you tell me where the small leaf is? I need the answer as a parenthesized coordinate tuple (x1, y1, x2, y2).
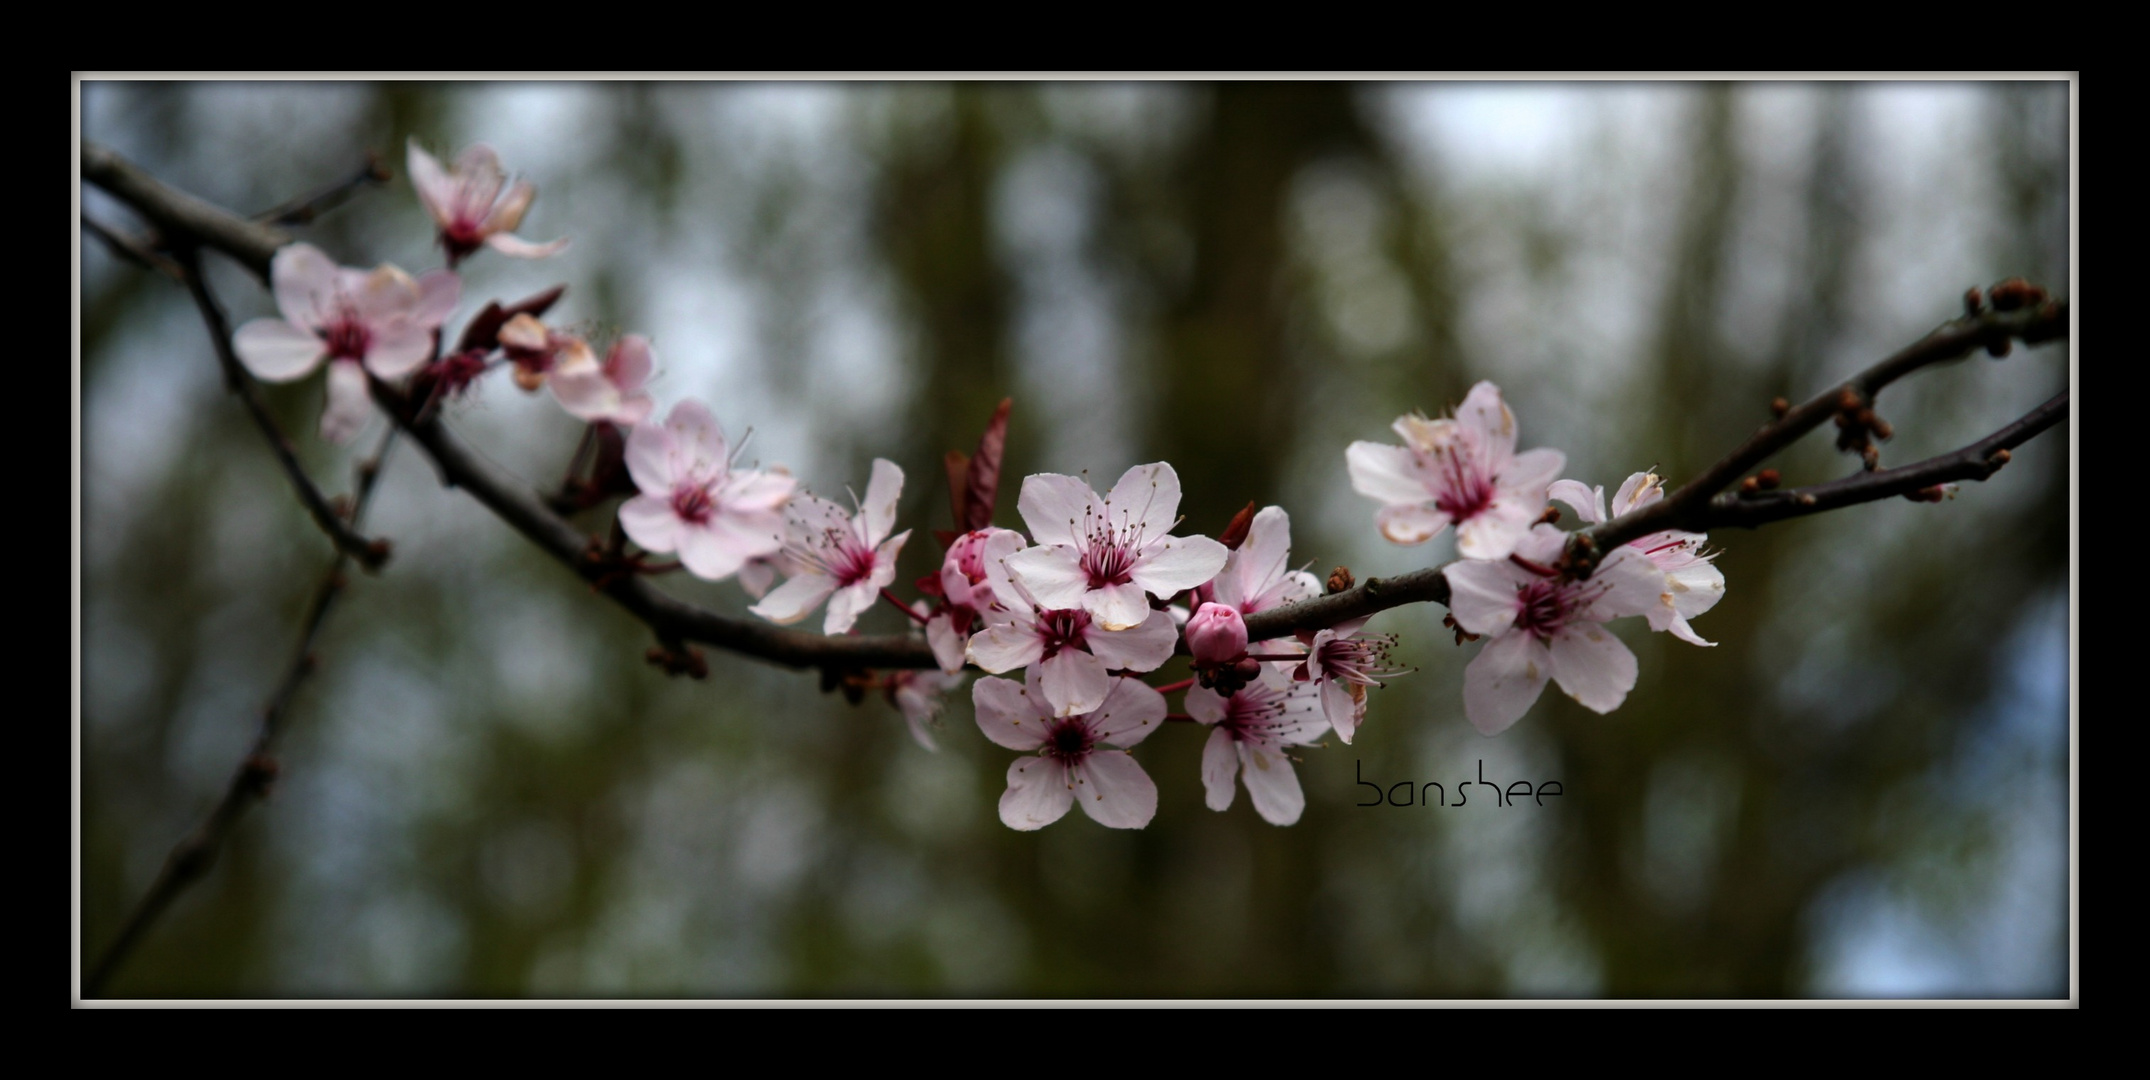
(943, 449, 971, 544)
(964, 398, 1012, 533)
(1219, 501, 1257, 551)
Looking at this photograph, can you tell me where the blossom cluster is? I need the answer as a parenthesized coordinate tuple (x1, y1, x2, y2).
(226, 140, 1730, 837)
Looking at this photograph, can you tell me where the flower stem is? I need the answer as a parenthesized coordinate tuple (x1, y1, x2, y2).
(881, 588, 930, 625)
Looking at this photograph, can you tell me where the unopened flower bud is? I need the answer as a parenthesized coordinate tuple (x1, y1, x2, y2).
(1186, 602, 1249, 667)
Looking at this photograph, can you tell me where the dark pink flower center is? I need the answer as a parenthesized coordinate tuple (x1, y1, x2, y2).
(320, 313, 372, 362)
(826, 535, 879, 588)
(1513, 579, 1602, 640)
(672, 484, 715, 524)
(1079, 541, 1137, 588)
(1037, 608, 1093, 661)
(1048, 719, 1091, 760)
(1433, 453, 1496, 521)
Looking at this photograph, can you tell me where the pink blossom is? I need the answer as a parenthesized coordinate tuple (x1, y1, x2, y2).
(1207, 506, 1321, 623)
(1549, 471, 1726, 647)
(1002, 463, 1229, 631)
(1186, 602, 1249, 667)
(1295, 618, 1406, 745)
(1188, 679, 1328, 826)
(966, 540, 1178, 716)
(750, 460, 912, 635)
(1346, 381, 1565, 560)
(407, 139, 567, 267)
(924, 527, 1026, 673)
(550, 333, 656, 426)
(1444, 523, 1666, 735)
(974, 675, 1166, 831)
(736, 552, 794, 600)
(231, 243, 459, 443)
(618, 400, 795, 582)
(887, 665, 965, 752)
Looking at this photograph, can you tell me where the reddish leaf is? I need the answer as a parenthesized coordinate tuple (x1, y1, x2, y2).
(963, 398, 1012, 533)
(453, 284, 567, 354)
(1219, 501, 1257, 551)
(943, 449, 971, 543)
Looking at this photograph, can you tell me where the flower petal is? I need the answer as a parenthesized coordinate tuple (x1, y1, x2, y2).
(1016, 472, 1102, 549)
(1453, 499, 1537, 561)
(1201, 727, 1239, 812)
(1037, 648, 1110, 717)
(1238, 741, 1305, 826)
(822, 580, 878, 635)
(318, 359, 372, 444)
(1000, 756, 1073, 831)
(624, 422, 678, 495)
(860, 458, 904, 547)
(1105, 461, 1182, 540)
(406, 139, 453, 224)
(927, 613, 969, 673)
(1071, 750, 1156, 829)
(748, 570, 836, 625)
(973, 676, 1048, 750)
(1083, 608, 1177, 673)
(1548, 479, 1606, 524)
(486, 232, 570, 259)
(1456, 380, 1518, 461)
(1346, 441, 1431, 505)
(1083, 580, 1153, 633)
(413, 270, 461, 328)
(1548, 623, 1638, 714)
(617, 494, 681, 554)
(1185, 684, 1230, 725)
(1085, 677, 1167, 748)
(967, 615, 1045, 674)
(1127, 535, 1228, 598)
(1321, 678, 1365, 744)
(1443, 559, 1528, 637)
(232, 319, 324, 382)
(271, 243, 338, 328)
(364, 321, 435, 380)
(1463, 631, 1551, 736)
(1002, 545, 1086, 611)
(1500, 447, 1566, 503)
(1377, 504, 1449, 546)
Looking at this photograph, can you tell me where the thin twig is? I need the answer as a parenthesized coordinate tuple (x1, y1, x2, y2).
(1578, 302, 2069, 557)
(178, 253, 391, 571)
(1703, 391, 2067, 530)
(85, 429, 400, 997)
(82, 214, 182, 281)
(251, 153, 391, 227)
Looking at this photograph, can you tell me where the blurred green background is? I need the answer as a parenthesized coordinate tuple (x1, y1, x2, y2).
(78, 80, 2072, 998)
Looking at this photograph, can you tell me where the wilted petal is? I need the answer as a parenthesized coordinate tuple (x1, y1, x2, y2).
(1611, 471, 1666, 515)
(1000, 757, 1073, 831)
(1548, 623, 1638, 714)
(232, 319, 323, 382)
(1072, 750, 1156, 829)
(1201, 728, 1239, 812)
(1463, 631, 1551, 736)
(486, 233, 570, 259)
(972, 676, 1048, 750)
(1016, 472, 1102, 549)
(1377, 504, 1448, 546)
(749, 570, 836, 624)
(481, 179, 536, 234)
(319, 359, 372, 444)
(1346, 441, 1430, 505)
(1455, 380, 1518, 460)
(1238, 742, 1305, 826)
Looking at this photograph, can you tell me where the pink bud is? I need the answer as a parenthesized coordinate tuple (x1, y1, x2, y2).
(1187, 602, 1249, 667)
(939, 528, 998, 610)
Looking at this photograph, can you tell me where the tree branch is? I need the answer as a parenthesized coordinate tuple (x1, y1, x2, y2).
(1578, 301, 2069, 557)
(178, 253, 391, 571)
(85, 430, 398, 997)
(82, 142, 291, 281)
(1702, 391, 2067, 530)
(251, 152, 391, 227)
